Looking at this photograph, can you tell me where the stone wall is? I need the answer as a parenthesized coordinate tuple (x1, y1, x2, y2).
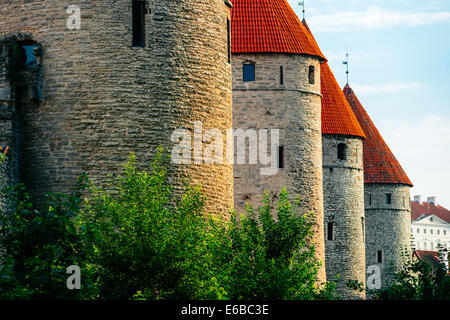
(0, 0, 234, 217)
(232, 53, 326, 282)
(365, 183, 411, 288)
(322, 134, 365, 299)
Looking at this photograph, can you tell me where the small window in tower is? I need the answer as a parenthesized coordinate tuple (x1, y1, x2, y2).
(377, 250, 383, 263)
(280, 66, 284, 85)
(227, 19, 231, 64)
(132, 0, 146, 47)
(308, 65, 315, 85)
(18, 41, 38, 70)
(369, 194, 372, 205)
(278, 146, 284, 169)
(361, 217, 365, 241)
(385, 193, 392, 205)
(337, 143, 347, 160)
(243, 63, 255, 82)
(327, 222, 334, 241)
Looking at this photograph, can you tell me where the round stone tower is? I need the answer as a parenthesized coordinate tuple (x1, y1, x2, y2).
(302, 20, 367, 299)
(0, 0, 234, 216)
(231, 0, 327, 282)
(344, 84, 413, 289)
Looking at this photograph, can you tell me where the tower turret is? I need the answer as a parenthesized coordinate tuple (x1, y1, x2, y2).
(0, 0, 234, 216)
(231, 0, 327, 282)
(344, 84, 413, 289)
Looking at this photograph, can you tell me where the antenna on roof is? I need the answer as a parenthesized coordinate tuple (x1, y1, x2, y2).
(299, 1, 305, 19)
(342, 52, 349, 84)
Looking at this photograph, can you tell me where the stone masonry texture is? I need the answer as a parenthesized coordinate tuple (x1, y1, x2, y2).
(365, 183, 411, 288)
(0, 0, 234, 216)
(323, 134, 366, 299)
(232, 53, 326, 283)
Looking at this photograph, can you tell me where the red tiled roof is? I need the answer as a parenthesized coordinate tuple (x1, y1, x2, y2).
(413, 250, 440, 266)
(411, 201, 450, 223)
(321, 63, 365, 138)
(343, 84, 413, 186)
(231, 0, 326, 60)
(300, 20, 365, 138)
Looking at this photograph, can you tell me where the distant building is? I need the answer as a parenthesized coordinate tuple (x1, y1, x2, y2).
(411, 196, 450, 251)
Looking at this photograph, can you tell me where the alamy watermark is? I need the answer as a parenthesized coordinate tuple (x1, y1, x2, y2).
(171, 122, 281, 176)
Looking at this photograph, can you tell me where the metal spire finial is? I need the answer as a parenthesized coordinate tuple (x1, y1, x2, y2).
(343, 52, 349, 84)
(299, 1, 305, 19)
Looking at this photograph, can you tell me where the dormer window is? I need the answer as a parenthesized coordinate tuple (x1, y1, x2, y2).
(243, 63, 255, 82)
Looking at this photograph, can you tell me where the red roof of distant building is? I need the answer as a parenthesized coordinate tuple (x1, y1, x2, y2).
(300, 20, 365, 139)
(411, 201, 450, 223)
(413, 250, 440, 266)
(343, 84, 413, 186)
(231, 0, 326, 60)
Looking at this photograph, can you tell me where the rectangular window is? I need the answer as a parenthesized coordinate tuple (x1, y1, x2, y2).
(417, 228, 419, 233)
(385, 193, 392, 205)
(308, 65, 315, 85)
(377, 250, 383, 263)
(280, 66, 284, 85)
(437, 230, 440, 235)
(327, 222, 334, 241)
(369, 194, 372, 205)
(430, 229, 433, 235)
(361, 218, 365, 241)
(227, 19, 231, 64)
(424, 229, 427, 234)
(444, 230, 447, 236)
(132, 0, 146, 47)
(243, 63, 255, 82)
(278, 146, 284, 169)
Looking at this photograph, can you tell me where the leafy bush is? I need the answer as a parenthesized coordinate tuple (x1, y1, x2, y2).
(373, 250, 450, 300)
(1, 150, 336, 300)
(0, 182, 96, 299)
(216, 190, 336, 300)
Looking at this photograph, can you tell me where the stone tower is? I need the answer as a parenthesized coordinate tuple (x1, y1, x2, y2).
(303, 20, 367, 299)
(231, 0, 327, 282)
(0, 0, 234, 216)
(344, 84, 413, 289)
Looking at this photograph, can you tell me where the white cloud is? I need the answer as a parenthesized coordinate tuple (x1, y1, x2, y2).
(351, 81, 427, 94)
(324, 50, 381, 62)
(308, 5, 450, 32)
(380, 115, 450, 209)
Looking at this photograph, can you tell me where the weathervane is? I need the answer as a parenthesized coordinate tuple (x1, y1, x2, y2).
(299, 1, 305, 19)
(343, 52, 349, 84)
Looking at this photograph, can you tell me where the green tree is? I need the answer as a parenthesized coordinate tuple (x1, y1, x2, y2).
(0, 181, 96, 299)
(374, 248, 450, 300)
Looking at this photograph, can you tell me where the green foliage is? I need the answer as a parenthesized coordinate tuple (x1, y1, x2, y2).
(215, 190, 337, 300)
(0, 181, 96, 299)
(374, 249, 450, 300)
(79, 150, 224, 300)
(1, 149, 336, 300)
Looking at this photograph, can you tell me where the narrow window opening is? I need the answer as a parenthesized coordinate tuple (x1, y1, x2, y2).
(369, 194, 372, 205)
(278, 146, 284, 169)
(377, 250, 383, 263)
(227, 19, 231, 64)
(280, 66, 284, 85)
(308, 65, 315, 85)
(327, 222, 334, 241)
(132, 0, 146, 47)
(337, 143, 347, 160)
(243, 63, 255, 82)
(386, 193, 392, 205)
(361, 217, 365, 241)
(18, 40, 38, 70)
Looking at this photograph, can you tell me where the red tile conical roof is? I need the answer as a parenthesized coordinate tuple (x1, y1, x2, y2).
(321, 63, 366, 139)
(343, 84, 413, 186)
(231, 0, 326, 60)
(301, 20, 365, 139)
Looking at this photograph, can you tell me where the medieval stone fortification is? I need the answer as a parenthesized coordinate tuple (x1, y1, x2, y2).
(0, 0, 413, 298)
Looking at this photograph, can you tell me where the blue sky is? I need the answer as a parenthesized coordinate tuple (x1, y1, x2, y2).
(287, 0, 450, 208)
